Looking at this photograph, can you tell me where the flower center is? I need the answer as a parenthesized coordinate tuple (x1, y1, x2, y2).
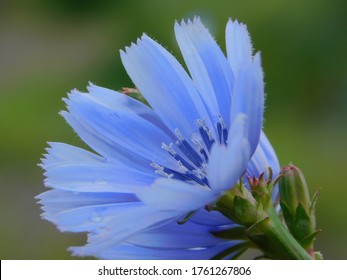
(151, 116, 229, 187)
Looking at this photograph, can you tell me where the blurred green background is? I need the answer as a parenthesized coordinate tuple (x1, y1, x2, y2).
(1, 0, 346, 259)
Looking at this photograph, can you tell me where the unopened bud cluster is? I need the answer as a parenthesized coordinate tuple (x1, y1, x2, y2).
(211, 164, 320, 259)
(215, 170, 274, 227)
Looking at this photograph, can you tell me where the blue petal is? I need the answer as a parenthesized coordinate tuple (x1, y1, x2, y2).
(247, 130, 280, 179)
(258, 131, 280, 178)
(87, 83, 152, 114)
(37, 189, 137, 216)
(208, 114, 251, 191)
(39, 194, 140, 232)
(229, 53, 264, 155)
(226, 19, 253, 77)
(62, 91, 176, 171)
(56, 203, 141, 232)
(175, 18, 234, 126)
(71, 205, 175, 256)
(190, 208, 233, 227)
(127, 221, 223, 249)
(120, 35, 210, 138)
(42, 142, 103, 166)
(42, 142, 155, 193)
(87, 83, 172, 135)
(137, 178, 217, 212)
(43, 162, 155, 193)
(74, 241, 238, 260)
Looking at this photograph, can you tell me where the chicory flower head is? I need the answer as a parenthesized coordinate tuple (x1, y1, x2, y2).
(38, 17, 279, 259)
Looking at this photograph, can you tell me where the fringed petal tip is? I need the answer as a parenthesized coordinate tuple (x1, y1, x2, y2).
(226, 18, 254, 76)
(120, 34, 153, 57)
(175, 16, 208, 32)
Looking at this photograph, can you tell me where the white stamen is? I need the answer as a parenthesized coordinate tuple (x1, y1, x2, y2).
(151, 161, 173, 178)
(195, 119, 206, 127)
(177, 160, 189, 172)
(218, 114, 225, 128)
(161, 142, 176, 155)
(175, 128, 184, 141)
(196, 119, 214, 141)
(191, 136, 203, 150)
(191, 168, 206, 179)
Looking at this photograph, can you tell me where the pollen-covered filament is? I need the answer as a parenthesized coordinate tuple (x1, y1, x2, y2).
(152, 116, 229, 187)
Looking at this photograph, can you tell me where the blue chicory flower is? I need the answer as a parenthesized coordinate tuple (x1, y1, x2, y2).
(38, 17, 280, 259)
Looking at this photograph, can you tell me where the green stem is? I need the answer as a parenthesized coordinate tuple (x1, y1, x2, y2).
(247, 206, 312, 260)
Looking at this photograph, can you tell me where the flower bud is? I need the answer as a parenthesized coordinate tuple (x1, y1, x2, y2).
(278, 164, 319, 250)
(215, 181, 267, 227)
(279, 164, 311, 216)
(248, 172, 273, 212)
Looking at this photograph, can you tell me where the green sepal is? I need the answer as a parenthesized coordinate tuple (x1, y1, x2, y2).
(210, 242, 250, 260)
(254, 254, 271, 260)
(210, 226, 247, 240)
(281, 200, 318, 249)
(214, 189, 238, 221)
(233, 196, 260, 226)
(310, 189, 320, 215)
(280, 200, 295, 232)
(215, 182, 262, 227)
(309, 189, 319, 229)
(229, 248, 248, 260)
(299, 230, 321, 249)
(294, 203, 314, 241)
(177, 210, 198, 225)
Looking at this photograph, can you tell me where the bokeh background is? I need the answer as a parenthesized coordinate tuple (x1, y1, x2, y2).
(1, 0, 346, 259)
